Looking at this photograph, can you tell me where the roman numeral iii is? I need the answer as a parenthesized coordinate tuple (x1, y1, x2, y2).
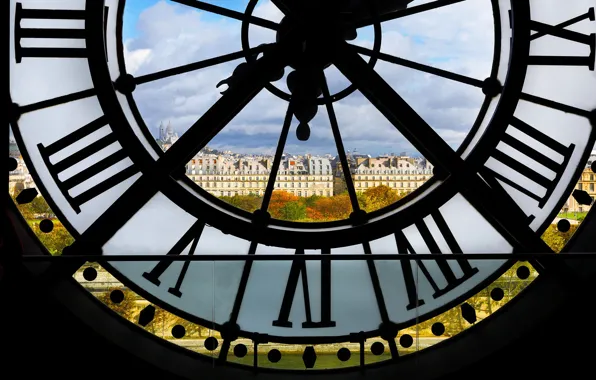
(38, 116, 139, 213)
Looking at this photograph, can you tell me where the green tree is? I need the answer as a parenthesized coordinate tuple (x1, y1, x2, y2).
(303, 195, 322, 208)
(541, 224, 578, 253)
(11, 193, 34, 219)
(29, 196, 54, 218)
(34, 221, 74, 255)
(279, 201, 307, 221)
(221, 194, 262, 212)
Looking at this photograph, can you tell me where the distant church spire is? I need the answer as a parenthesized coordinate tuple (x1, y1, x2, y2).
(159, 121, 167, 141)
(166, 120, 174, 138)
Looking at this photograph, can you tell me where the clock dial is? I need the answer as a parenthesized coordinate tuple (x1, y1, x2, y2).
(9, 0, 596, 363)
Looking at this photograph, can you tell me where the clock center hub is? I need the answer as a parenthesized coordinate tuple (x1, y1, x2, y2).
(275, 11, 355, 72)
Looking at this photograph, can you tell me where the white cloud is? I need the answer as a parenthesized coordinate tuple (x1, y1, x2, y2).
(123, 41, 151, 75)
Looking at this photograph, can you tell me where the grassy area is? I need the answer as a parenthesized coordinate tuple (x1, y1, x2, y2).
(557, 212, 587, 221)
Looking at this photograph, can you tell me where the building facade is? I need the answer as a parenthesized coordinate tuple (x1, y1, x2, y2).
(351, 155, 434, 195)
(185, 154, 335, 197)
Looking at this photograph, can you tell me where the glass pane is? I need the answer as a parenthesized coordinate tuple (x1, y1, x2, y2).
(235, 258, 379, 337)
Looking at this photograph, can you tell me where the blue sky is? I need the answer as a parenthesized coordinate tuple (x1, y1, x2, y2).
(123, 0, 249, 40)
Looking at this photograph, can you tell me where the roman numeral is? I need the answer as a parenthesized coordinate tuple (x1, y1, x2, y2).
(14, 3, 109, 63)
(272, 249, 336, 328)
(38, 116, 139, 214)
(484, 117, 575, 209)
(142, 221, 205, 297)
(528, 7, 595, 70)
(395, 211, 479, 310)
(14, 3, 86, 63)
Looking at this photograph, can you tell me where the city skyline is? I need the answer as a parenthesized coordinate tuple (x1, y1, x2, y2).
(153, 119, 424, 158)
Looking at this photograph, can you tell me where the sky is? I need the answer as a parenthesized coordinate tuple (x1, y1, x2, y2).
(122, 0, 498, 156)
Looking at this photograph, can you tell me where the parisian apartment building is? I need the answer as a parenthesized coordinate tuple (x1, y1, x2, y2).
(9, 131, 596, 212)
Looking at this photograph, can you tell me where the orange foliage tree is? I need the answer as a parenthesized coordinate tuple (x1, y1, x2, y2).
(268, 191, 300, 219)
(309, 193, 352, 221)
(218, 186, 406, 222)
(360, 185, 403, 212)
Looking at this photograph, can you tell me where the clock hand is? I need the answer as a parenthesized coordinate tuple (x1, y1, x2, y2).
(330, 40, 554, 256)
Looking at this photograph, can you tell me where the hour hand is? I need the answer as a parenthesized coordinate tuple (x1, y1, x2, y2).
(216, 63, 250, 95)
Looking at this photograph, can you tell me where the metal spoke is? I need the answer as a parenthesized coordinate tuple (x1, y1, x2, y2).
(171, 0, 279, 30)
(362, 241, 400, 359)
(355, 0, 466, 28)
(351, 44, 484, 88)
(261, 103, 294, 212)
(135, 45, 272, 85)
(70, 46, 291, 253)
(218, 241, 258, 363)
(319, 73, 360, 212)
(333, 42, 462, 175)
(331, 41, 554, 255)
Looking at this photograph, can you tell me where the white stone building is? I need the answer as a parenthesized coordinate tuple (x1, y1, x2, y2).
(352, 155, 433, 194)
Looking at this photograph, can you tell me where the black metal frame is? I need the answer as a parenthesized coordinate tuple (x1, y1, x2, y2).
(99, 0, 504, 244)
(7, 0, 596, 372)
(8, 197, 596, 378)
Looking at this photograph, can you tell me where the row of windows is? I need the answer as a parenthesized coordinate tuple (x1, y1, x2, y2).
(577, 182, 596, 192)
(354, 176, 429, 181)
(354, 169, 432, 175)
(357, 182, 420, 188)
(210, 190, 333, 197)
(198, 182, 332, 188)
(189, 176, 333, 181)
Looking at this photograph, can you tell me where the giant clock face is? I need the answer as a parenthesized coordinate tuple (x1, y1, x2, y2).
(8, 0, 596, 356)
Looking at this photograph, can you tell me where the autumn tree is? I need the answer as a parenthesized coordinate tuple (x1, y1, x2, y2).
(360, 185, 403, 212)
(310, 193, 352, 220)
(268, 191, 300, 219)
(306, 207, 324, 221)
